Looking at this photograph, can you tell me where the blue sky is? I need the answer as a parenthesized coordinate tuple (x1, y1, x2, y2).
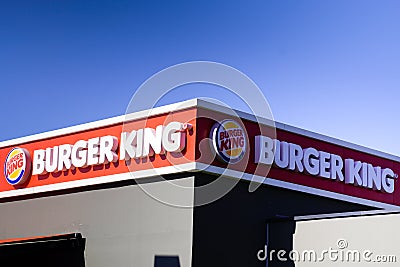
(1, 0, 400, 155)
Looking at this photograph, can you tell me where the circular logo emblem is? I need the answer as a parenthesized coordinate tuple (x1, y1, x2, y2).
(4, 147, 31, 185)
(211, 120, 247, 164)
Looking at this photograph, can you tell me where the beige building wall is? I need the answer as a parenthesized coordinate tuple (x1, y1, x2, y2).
(293, 212, 400, 266)
(0, 175, 195, 267)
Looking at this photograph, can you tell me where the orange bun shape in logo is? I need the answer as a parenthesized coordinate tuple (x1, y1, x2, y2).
(4, 147, 31, 186)
(211, 120, 247, 164)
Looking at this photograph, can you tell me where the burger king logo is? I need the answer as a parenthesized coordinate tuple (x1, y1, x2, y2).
(211, 120, 247, 164)
(4, 147, 31, 185)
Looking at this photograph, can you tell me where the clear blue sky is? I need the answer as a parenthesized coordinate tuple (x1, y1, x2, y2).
(1, 0, 400, 155)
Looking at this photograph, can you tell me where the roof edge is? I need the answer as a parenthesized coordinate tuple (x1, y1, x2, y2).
(0, 98, 398, 162)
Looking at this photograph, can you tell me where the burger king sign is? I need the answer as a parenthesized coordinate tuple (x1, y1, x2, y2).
(4, 147, 31, 185)
(211, 120, 247, 164)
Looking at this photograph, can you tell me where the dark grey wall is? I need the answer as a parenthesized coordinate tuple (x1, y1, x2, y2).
(191, 173, 372, 267)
